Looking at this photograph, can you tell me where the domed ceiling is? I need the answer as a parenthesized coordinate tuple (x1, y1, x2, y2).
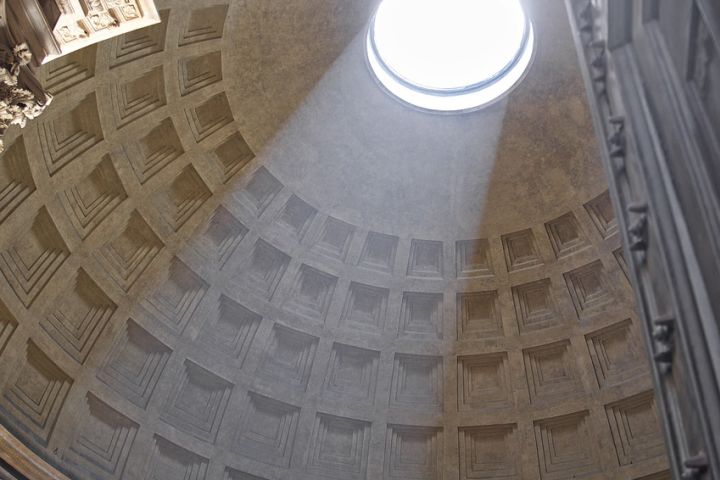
(0, 0, 669, 479)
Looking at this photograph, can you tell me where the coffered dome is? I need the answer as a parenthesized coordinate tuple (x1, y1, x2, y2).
(0, 0, 669, 479)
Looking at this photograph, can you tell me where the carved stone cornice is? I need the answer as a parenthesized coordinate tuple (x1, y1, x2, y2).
(5, 0, 160, 65)
(566, 0, 720, 478)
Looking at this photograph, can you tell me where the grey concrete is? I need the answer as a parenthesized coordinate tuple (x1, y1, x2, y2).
(0, 0, 669, 479)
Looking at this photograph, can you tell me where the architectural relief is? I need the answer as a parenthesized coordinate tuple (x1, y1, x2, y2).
(568, 0, 720, 476)
(0, 43, 51, 153)
(6, 0, 160, 64)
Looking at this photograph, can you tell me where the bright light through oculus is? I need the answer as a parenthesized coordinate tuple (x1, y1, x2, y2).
(367, 0, 534, 112)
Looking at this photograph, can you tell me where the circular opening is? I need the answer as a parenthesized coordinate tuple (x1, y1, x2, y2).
(367, 0, 535, 112)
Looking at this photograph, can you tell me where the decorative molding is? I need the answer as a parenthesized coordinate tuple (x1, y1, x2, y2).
(384, 424, 443, 480)
(234, 392, 300, 467)
(97, 318, 172, 408)
(459, 424, 518, 480)
(305, 413, 372, 479)
(0, 44, 52, 153)
(0, 424, 70, 480)
(65, 393, 138, 479)
(7, 0, 161, 65)
(1, 340, 73, 446)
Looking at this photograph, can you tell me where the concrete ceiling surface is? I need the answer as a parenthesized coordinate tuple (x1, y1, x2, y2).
(0, 0, 669, 479)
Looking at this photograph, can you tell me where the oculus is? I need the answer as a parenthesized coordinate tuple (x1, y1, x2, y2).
(367, 0, 535, 112)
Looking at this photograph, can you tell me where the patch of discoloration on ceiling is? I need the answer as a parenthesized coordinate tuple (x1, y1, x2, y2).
(224, 0, 379, 149)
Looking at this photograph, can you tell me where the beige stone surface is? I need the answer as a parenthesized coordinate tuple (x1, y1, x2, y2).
(0, 0, 670, 479)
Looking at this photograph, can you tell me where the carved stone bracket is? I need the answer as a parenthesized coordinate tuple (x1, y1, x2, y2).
(652, 315, 675, 376)
(627, 202, 649, 265)
(682, 452, 709, 480)
(608, 115, 626, 176)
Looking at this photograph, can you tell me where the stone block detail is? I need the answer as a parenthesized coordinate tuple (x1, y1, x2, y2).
(141, 257, 208, 334)
(147, 435, 209, 480)
(126, 117, 184, 184)
(95, 210, 164, 293)
(256, 323, 318, 391)
(0, 300, 17, 357)
(512, 279, 559, 333)
(407, 239, 444, 278)
(533, 411, 599, 480)
(239, 239, 290, 298)
(399, 291, 443, 340)
(179, 51, 223, 96)
(234, 392, 300, 467)
(236, 167, 283, 217)
(112, 66, 166, 127)
(276, 195, 317, 240)
(313, 216, 355, 261)
(457, 291, 502, 340)
(192, 206, 248, 267)
(458, 424, 519, 480)
(179, 5, 230, 46)
(523, 340, 582, 404)
(1, 340, 73, 445)
(384, 424, 443, 480)
(614, 247, 629, 280)
(501, 228, 542, 272)
(456, 239, 493, 278)
(322, 342, 380, 404)
(606, 391, 665, 466)
(186, 92, 234, 142)
(564, 260, 612, 319)
(66, 392, 138, 479)
(0, 137, 35, 223)
(224, 468, 267, 480)
(390, 353, 443, 411)
(457, 353, 511, 411)
(585, 318, 646, 389)
(41, 268, 117, 364)
(634, 471, 672, 480)
(42, 44, 97, 93)
(585, 190, 618, 239)
(358, 231, 398, 273)
(109, 10, 170, 67)
(153, 164, 212, 231)
(39, 93, 103, 176)
(198, 294, 261, 364)
(97, 319, 171, 408)
(213, 132, 254, 182)
(283, 264, 337, 323)
(545, 212, 587, 258)
(0, 207, 69, 307)
(61, 155, 127, 238)
(161, 359, 234, 443)
(305, 412, 372, 479)
(340, 281, 389, 332)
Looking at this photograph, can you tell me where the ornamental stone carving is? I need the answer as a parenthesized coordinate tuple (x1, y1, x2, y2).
(0, 43, 51, 153)
(6, 0, 160, 64)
